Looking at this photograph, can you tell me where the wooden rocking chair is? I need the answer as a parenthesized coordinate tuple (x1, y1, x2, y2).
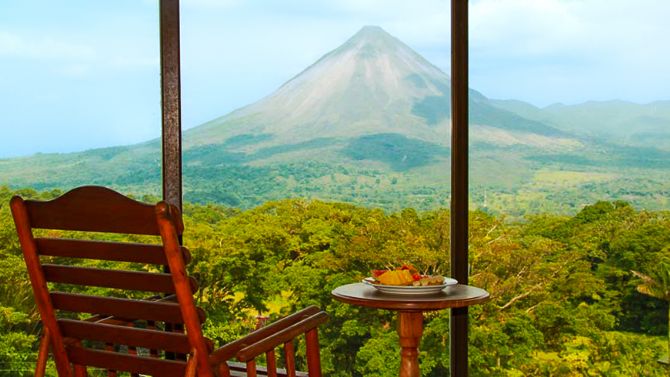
(10, 186, 328, 376)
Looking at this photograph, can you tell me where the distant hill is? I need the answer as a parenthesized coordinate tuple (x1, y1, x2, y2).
(1, 26, 669, 216)
(491, 99, 670, 150)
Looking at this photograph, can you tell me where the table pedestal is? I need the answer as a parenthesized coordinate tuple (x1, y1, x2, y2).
(331, 283, 490, 377)
(398, 312, 424, 377)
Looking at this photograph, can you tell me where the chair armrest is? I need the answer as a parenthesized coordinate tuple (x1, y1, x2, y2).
(236, 311, 328, 362)
(208, 306, 321, 366)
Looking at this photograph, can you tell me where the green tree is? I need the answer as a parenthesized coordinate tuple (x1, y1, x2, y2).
(632, 257, 670, 363)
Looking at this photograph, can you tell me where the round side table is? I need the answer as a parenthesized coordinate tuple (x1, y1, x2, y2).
(332, 283, 489, 377)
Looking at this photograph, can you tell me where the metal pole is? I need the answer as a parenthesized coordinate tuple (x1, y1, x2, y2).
(450, 0, 469, 376)
(160, 0, 183, 211)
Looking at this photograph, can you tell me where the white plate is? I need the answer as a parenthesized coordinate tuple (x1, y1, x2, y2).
(362, 277, 458, 295)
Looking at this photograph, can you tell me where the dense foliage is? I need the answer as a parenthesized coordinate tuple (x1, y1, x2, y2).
(0, 186, 668, 376)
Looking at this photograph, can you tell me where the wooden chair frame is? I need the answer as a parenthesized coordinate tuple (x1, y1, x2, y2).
(11, 186, 327, 376)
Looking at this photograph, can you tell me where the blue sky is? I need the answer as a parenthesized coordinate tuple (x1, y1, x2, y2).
(0, 0, 668, 158)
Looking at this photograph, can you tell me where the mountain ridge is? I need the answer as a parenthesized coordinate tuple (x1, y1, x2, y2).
(1, 25, 668, 215)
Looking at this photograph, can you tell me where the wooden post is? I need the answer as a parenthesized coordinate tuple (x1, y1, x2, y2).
(398, 312, 424, 377)
(450, 1, 469, 377)
(160, 0, 183, 211)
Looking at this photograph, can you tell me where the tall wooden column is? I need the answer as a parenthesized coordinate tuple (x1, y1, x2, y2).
(160, 0, 183, 211)
(450, 0, 469, 376)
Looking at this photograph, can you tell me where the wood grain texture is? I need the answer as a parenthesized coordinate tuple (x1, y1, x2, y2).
(22, 186, 161, 235)
(156, 201, 215, 376)
(50, 292, 205, 323)
(208, 306, 321, 365)
(10, 196, 72, 376)
(235, 312, 328, 362)
(266, 349, 278, 377)
(398, 312, 423, 377)
(58, 319, 191, 354)
(36, 237, 191, 264)
(451, 1, 470, 375)
(67, 346, 187, 377)
(43, 264, 198, 293)
(284, 341, 296, 377)
(34, 328, 50, 377)
(305, 328, 322, 377)
(160, 0, 183, 211)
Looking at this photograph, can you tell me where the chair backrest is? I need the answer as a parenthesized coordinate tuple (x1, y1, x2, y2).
(10, 186, 213, 376)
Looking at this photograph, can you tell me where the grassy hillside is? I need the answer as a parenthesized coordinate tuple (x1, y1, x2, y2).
(491, 99, 670, 149)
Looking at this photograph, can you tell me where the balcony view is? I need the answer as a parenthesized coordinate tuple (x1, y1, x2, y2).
(1, 0, 669, 376)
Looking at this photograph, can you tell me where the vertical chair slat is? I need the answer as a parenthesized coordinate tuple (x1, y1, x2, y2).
(306, 329, 322, 377)
(284, 341, 297, 377)
(266, 349, 278, 377)
(246, 359, 258, 377)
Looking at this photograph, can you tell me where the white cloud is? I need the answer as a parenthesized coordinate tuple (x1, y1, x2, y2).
(182, 0, 241, 10)
(0, 31, 95, 60)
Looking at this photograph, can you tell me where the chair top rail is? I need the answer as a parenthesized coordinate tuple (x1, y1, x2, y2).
(16, 186, 183, 235)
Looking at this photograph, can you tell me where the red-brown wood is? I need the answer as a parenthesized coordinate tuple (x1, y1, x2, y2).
(209, 306, 320, 365)
(11, 186, 327, 377)
(10, 196, 72, 376)
(284, 341, 297, 377)
(236, 313, 327, 362)
(185, 348, 198, 377)
(398, 312, 423, 377)
(105, 341, 117, 377)
(247, 360, 258, 377)
(43, 264, 198, 293)
(22, 186, 170, 235)
(305, 328, 321, 377)
(50, 292, 204, 323)
(73, 364, 87, 377)
(67, 346, 187, 376)
(35, 328, 50, 377)
(36, 237, 192, 264)
(266, 349, 278, 377)
(58, 319, 191, 354)
(156, 202, 214, 377)
(147, 320, 161, 358)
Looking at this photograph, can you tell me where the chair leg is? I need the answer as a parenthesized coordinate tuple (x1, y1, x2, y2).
(35, 328, 50, 377)
(185, 348, 198, 377)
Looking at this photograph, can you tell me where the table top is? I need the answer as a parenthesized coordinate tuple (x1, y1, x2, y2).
(332, 283, 490, 311)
